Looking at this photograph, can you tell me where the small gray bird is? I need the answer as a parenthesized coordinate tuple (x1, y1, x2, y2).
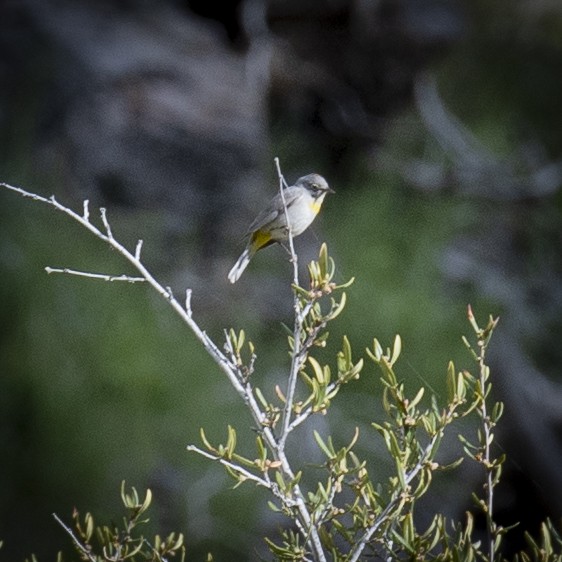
(228, 173, 334, 283)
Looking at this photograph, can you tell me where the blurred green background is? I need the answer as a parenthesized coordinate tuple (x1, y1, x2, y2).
(1, 1, 561, 560)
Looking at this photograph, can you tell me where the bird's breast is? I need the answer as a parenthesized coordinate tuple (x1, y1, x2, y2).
(287, 194, 325, 236)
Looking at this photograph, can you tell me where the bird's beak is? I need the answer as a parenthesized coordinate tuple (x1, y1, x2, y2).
(327, 187, 335, 194)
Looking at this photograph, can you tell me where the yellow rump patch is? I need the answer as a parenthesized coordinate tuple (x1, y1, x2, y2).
(251, 229, 273, 250)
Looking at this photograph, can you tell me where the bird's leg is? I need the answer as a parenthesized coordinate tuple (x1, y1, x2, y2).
(280, 241, 292, 256)
(279, 241, 297, 263)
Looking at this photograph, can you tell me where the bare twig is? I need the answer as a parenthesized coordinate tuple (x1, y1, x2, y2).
(99, 207, 113, 238)
(45, 267, 146, 283)
(186, 445, 271, 488)
(286, 382, 339, 433)
(82, 199, 90, 221)
(135, 239, 143, 260)
(274, 157, 298, 283)
(52, 513, 96, 562)
(274, 158, 302, 445)
(479, 340, 496, 562)
(185, 288, 193, 318)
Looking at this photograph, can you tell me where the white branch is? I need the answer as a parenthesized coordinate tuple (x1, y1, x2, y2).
(185, 288, 193, 317)
(275, 157, 301, 446)
(286, 381, 339, 433)
(45, 267, 146, 283)
(135, 239, 143, 260)
(52, 513, 97, 562)
(186, 445, 271, 488)
(99, 207, 113, 238)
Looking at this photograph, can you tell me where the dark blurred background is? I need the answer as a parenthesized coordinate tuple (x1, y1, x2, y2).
(1, 0, 561, 559)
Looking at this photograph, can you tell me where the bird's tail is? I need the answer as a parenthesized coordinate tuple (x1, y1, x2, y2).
(228, 247, 253, 284)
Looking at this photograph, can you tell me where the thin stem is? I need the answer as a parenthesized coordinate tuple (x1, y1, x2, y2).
(286, 382, 339, 433)
(186, 445, 271, 488)
(479, 341, 495, 562)
(45, 267, 146, 283)
(468, 306, 500, 562)
(135, 239, 143, 260)
(274, 159, 304, 449)
(52, 513, 96, 562)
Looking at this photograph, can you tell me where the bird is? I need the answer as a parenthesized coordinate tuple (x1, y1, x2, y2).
(228, 173, 334, 283)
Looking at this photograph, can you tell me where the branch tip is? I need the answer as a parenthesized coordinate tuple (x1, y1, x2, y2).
(99, 207, 113, 238)
(135, 239, 143, 260)
(185, 288, 193, 316)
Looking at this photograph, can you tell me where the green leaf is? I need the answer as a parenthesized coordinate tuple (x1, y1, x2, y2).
(492, 401, 504, 423)
(292, 284, 311, 299)
(275, 470, 286, 491)
(140, 488, 152, 514)
(447, 361, 456, 402)
(329, 293, 347, 320)
(256, 435, 267, 463)
(346, 426, 360, 452)
(462, 335, 479, 361)
(395, 457, 407, 490)
(541, 521, 553, 553)
(390, 334, 402, 365)
(415, 467, 433, 497)
(85, 512, 94, 541)
(226, 425, 237, 458)
(350, 358, 364, 379)
(467, 304, 480, 333)
(456, 370, 467, 401)
(309, 356, 326, 384)
(319, 242, 329, 277)
(121, 480, 139, 508)
(267, 500, 281, 512)
(438, 457, 464, 471)
(409, 387, 425, 410)
(387, 430, 402, 458)
(300, 371, 313, 389)
(238, 329, 245, 350)
(342, 335, 352, 366)
(255, 387, 269, 408)
(200, 427, 215, 452)
(402, 511, 415, 545)
(368, 338, 384, 362)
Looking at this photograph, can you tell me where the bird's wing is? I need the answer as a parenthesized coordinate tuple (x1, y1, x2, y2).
(245, 187, 302, 234)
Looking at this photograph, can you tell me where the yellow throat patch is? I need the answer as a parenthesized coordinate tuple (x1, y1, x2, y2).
(309, 200, 322, 215)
